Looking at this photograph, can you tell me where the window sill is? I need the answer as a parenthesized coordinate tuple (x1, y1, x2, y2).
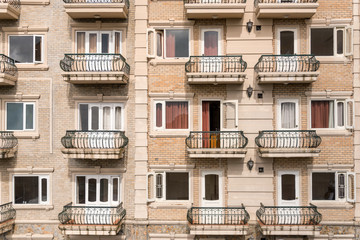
(16, 64, 49, 71)
(315, 56, 350, 64)
(149, 201, 191, 209)
(312, 129, 352, 136)
(150, 131, 190, 138)
(13, 132, 40, 139)
(310, 201, 353, 209)
(13, 204, 53, 210)
(149, 58, 189, 66)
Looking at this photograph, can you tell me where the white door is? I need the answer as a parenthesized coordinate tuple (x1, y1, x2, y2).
(221, 101, 238, 148)
(277, 29, 297, 72)
(201, 29, 221, 72)
(201, 171, 223, 224)
(277, 99, 299, 148)
(277, 171, 300, 224)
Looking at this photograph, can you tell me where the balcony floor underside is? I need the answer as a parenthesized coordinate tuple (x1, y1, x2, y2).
(61, 148, 124, 160)
(258, 148, 320, 158)
(184, 4, 246, 18)
(62, 72, 128, 84)
(189, 224, 249, 235)
(187, 148, 247, 158)
(257, 71, 319, 84)
(258, 223, 321, 236)
(187, 73, 246, 84)
(0, 219, 15, 235)
(59, 223, 122, 236)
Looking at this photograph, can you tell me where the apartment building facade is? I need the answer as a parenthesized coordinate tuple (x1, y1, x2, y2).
(0, 0, 359, 238)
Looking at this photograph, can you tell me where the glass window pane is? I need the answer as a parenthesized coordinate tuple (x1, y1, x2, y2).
(88, 178, 97, 202)
(204, 31, 218, 56)
(337, 102, 344, 127)
(115, 107, 122, 130)
(79, 104, 89, 130)
(337, 30, 344, 54)
(311, 101, 334, 128)
(100, 178, 108, 202)
(166, 30, 189, 58)
(7, 103, 23, 130)
(14, 176, 39, 204)
(77, 176, 86, 204)
(35, 36, 42, 62)
(77, 32, 85, 54)
(281, 174, 295, 200)
(91, 106, 99, 130)
(41, 178, 47, 202)
(103, 107, 111, 130)
(89, 34, 97, 53)
(280, 31, 294, 55)
(156, 103, 162, 128)
(156, 174, 163, 198)
(115, 32, 121, 54)
(311, 28, 334, 56)
(9, 36, 34, 63)
(101, 34, 109, 53)
(205, 174, 219, 200)
(338, 173, 345, 199)
(166, 172, 189, 200)
(156, 33, 162, 57)
(165, 102, 188, 129)
(312, 173, 335, 200)
(113, 178, 118, 202)
(26, 104, 34, 130)
(281, 102, 296, 129)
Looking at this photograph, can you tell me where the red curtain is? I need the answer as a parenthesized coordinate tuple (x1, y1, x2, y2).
(166, 31, 175, 58)
(202, 102, 210, 148)
(166, 102, 188, 129)
(204, 31, 218, 56)
(311, 101, 329, 128)
(156, 103, 162, 127)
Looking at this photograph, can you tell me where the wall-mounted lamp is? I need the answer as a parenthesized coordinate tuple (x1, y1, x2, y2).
(247, 158, 254, 171)
(246, 19, 253, 33)
(246, 85, 253, 98)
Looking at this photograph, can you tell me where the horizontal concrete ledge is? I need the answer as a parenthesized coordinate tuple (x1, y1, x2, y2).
(125, 220, 188, 225)
(258, 148, 320, 158)
(7, 234, 53, 240)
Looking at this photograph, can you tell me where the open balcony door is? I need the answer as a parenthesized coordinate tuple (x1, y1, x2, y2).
(277, 29, 298, 72)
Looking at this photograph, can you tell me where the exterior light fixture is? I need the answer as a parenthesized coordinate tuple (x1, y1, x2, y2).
(246, 85, 253, 98)
(247, 158, 254, 171)
(246, 19, 253, 33)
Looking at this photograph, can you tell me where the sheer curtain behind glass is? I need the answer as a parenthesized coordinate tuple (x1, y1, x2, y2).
(281, 102, 296, 129)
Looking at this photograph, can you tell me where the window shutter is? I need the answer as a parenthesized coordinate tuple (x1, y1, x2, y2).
(347, 172, 356, 202)
(345, 27, 353, 56)
(337, 173, 346, 199)
(155, 173, 164, 199)
(147, 29, 156, 59)
(345, 99, 354, 129)
(34, 36, 43, 63)
(147, 173, 155, 202)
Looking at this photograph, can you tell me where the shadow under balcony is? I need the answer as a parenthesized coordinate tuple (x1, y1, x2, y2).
(256, 203, 322, 236)
(254, 0, 318, 18)
(255, 55, 320, 84)
(185, 56, 247, 84)
(58, 203, 126, 236)
(185, 131, 248, 158)
(60, 54, 130, 84)
(61, 130, 128, 160)
(0, 131, 18, 159)
(0, 55, 18, 86)
(187, 206, 249, 235)
(184, 0, 246, 19)
(255, 130, 321, 158)
(0, 202, 16, 235)
(0, 0, 20, 19)
(63, 0, 129, 19)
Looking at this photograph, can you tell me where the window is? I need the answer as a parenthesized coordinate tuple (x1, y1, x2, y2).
(310, 27, 352, 57)
(6, 102, 35, 131)
(312, 172, 355, 202)
(79, 103, 124, 130)
(311, 99, 353, 129)
(9, 35, 43, 63)
(76, 175, 121, 206)
(76, 31, 122, 54)
(147, 172, 189, 201)
(148, 29, 190, 58)
(14, 175, 49, 204)
(154, 101, 189, 130)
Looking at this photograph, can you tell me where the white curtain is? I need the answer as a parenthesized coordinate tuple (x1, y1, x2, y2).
(281, 102, 296, 129)
(329, 101, 334, 128)
(115, 107, 122, 130)
(103, 107, 111, 130)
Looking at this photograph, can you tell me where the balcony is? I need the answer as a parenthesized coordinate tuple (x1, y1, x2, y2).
(254, 0, 318, 19)
(0, 0, 20, 19)
(185, 131, 248, 158)
(63, 0, 129, 19)
(187, 206, 249, 235)
(0, 55, 17, 86)
(184, 0, 246, 19)
(0, 202, 16, 235)
(0, 131, 17, 159)
(61, 130, 128, 160)
(58, 203, 126, 236)
(255, 55, 320, 84)
(255, 130, 321, 158)
(60, 54, 130, 84)
(185, 56, 247, 84)
(256, 203, 322, 235)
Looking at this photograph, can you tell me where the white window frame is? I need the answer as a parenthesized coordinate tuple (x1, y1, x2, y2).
(153, 100, 190, 131)
(277, 99, 299, 130)
(78, 102, 125, 131)
(8, 35, 44, 64)
(309, 26, 353, 57)
(147, 28, 191, 59)
(12, 175, 49, 205)
(310, 171, 356, 203)
(200, 28, 222, 56)
(147, 171, 191, 202)
(5, 102, 36, 131)
(74, 174, 122, 206)
(310, 99, 354, 130)
(75, 31, 122, 54)
(276, 27, 299, 54)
